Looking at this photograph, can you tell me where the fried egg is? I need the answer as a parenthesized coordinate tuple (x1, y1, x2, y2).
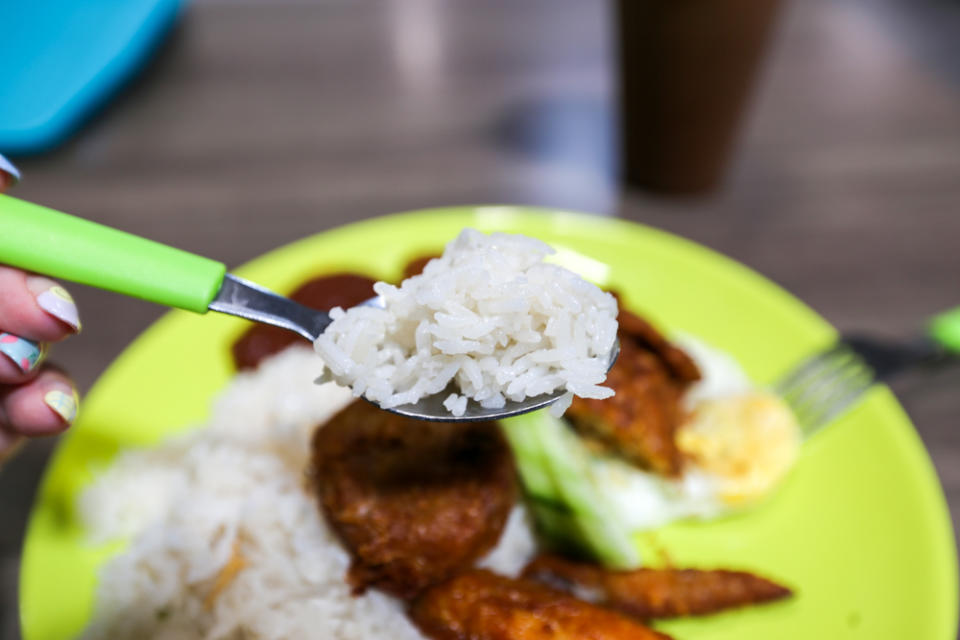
(584, 337, 801, 532)
(678, 391, 801, 507)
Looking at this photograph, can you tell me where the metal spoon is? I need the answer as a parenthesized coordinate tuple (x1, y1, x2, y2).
(1, 195, 619, 421)
(212, 276, 621, 421)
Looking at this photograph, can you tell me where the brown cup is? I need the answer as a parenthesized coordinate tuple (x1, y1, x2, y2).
(616, 0, 782, 194)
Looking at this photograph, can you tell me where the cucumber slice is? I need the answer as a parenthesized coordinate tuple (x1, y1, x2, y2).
(500, 416, 557, 500)
(501, 411, 641, 568)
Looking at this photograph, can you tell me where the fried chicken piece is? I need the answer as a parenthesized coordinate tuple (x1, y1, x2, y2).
(523, 555, 792, 619)
(565, 305, 700, 476)
(411, 569, 673, 640)
(311, 401, 516, 599)
(231, 273, 376, 370)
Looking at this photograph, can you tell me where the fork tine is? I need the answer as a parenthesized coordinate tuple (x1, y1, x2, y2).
(785, 353, 862, 413)
(778, 348, 856, 409)
(774, 342, 851, 397)
(801, 372, 875, 434)
(776, 343, 876, 432)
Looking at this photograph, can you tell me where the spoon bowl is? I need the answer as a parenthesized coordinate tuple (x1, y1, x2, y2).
(384, 339, 621, 422)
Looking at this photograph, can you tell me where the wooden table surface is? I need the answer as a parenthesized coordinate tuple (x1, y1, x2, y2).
(2, 0, 959, 637)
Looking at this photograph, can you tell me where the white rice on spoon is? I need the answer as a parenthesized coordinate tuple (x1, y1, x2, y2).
(314, 229, 618, 417)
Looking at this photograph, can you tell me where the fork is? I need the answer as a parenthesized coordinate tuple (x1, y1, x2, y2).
(774, 307, 960, 434)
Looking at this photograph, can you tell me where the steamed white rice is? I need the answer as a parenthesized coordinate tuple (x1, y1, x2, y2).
(78, 348, 536, 640)
(314, 229, 618, 417)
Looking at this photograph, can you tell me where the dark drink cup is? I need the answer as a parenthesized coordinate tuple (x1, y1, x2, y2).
(616, 0, 782, 194)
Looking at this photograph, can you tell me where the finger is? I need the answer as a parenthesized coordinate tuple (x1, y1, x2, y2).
(0, 332, 48, 384)
(0, 163, 44, 444)
(0, 368, 79, 438)
(0, 268, 81, 341)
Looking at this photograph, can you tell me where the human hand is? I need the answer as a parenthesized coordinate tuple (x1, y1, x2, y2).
(0, 156, 81, 465)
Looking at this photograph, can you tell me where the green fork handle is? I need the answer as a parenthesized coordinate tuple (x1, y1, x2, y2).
(930, 307, 960, 355)
(0, 195, 226, 313)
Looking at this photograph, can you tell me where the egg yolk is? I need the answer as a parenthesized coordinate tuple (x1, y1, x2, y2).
(676, 391, 801, 507)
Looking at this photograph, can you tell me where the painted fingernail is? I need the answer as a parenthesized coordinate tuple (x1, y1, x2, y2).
(0, 153, 20, 184)
(27, 277, 81, 332)
(44, 386, 79, 424)
(0, 332, 47, 373)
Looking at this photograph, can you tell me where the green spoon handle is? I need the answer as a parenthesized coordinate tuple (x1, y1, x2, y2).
(929, 306, 960, 355)
(0, 195, 226, 313)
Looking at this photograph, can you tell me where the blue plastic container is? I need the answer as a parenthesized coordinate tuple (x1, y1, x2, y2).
(0, 0, 182, 154)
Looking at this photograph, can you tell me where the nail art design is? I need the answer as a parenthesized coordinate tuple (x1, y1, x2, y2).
(0, 332, 47, 373)
(44, 389, 79, 423)
(36, 285, 81, 331)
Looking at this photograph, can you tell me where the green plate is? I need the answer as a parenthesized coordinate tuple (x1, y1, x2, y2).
(20, 206, 958, 639)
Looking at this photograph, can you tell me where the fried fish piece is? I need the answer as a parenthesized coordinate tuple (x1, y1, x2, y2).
(523, 555, 792, 619)
(411, 569, 673, 640)
(232, 273, 377, 370)
(565, 306, 700, 476)
(311, 401, 516, 599)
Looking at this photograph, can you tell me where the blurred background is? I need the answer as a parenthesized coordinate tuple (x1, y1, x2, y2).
(1, 0, 959, 637)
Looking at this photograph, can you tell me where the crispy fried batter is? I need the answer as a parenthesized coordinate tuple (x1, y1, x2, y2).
(565, 304, 700, 476)
(411, 569, 673, 640)
(523, 555, 792, 619)
(231, 273, 377, 370)
(311, 401, 516, 599)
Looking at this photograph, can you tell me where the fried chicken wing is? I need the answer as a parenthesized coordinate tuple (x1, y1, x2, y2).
(523, 555, 791, 619)
(411, 569, 673, 640)
(311, 401, 516, 599)
(565, 305, 700, 476)
(232, 273, 377, 370)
